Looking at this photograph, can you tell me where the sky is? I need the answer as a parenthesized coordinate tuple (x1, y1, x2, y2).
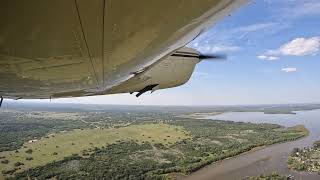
(26, 0, 320, 106)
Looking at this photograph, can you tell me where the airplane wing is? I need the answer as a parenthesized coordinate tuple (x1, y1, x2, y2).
(0, 0, 247, 99)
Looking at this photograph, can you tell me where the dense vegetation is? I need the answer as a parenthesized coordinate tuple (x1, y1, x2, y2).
(0, 111, 89, 152)
(288, 140, 320, 172)
(9, 142, 162, 180)
(242, 172, 289, 180)
(0, 122, 50, 152)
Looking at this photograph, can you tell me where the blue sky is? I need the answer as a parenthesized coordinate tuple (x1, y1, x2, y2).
(30, 0, 320, 105)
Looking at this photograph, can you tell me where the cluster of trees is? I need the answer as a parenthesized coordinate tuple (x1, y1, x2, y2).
(0, 111, 92, 152)
(0, 122, 50, 152)
(11, 142, 163, 180)
(2, 169, 17, 175)
(14, 162, 24, 167)
(313, 140, 320, 148)
(25, 149, 33, 154)
(1, 159, 9, 164)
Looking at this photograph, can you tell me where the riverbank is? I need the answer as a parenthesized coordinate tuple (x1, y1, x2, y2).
(177, 125, 308, 180)
(183, 110, 320, 180)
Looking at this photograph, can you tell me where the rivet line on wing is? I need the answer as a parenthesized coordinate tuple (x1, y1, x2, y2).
(102, 0, 106, 89)
(74, 0, 100, 88)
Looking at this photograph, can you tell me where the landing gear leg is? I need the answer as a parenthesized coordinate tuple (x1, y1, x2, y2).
(136, 84, 159, 97)
(0, 96, 3, 108)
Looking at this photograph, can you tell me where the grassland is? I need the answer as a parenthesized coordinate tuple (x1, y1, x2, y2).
(0, 123, 188, 178)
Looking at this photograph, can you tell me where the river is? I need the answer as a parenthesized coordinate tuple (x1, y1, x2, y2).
(184, 109, 320, 180)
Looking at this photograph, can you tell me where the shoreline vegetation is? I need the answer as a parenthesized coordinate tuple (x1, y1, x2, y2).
(182, 125, 309, 179)
(242, 172, 290, 180)
(176, 112, 223, 119)
(0, 108, 310, 180)
(288, 140, 320, 173)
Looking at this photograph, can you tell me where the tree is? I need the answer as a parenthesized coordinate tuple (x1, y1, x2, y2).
(26, 157, 33, 161)
(1, 159, 9, 164)
(14, 161, 24, 167)
(25, 148, 33, 154)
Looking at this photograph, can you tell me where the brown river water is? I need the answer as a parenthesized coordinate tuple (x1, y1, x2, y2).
(183, 109, 320, 180)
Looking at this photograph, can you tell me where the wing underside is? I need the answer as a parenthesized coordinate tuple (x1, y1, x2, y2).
(0, 0, 247, 99)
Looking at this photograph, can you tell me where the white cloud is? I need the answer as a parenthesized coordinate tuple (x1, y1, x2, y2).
(268, 56, 279, 60)
(260, 37, 320, 59)
(195, 44, 241, 54)
(234, 23, 278, 33)
(208, 45, 241, 53)
(257, 55, 267, 59)
(281, 67, 297, 73)
(278, 37, 320, 56)
(257, 55, 279, 61)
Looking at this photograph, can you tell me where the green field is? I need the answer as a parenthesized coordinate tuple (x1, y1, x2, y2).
(0, 123, 188, 177)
